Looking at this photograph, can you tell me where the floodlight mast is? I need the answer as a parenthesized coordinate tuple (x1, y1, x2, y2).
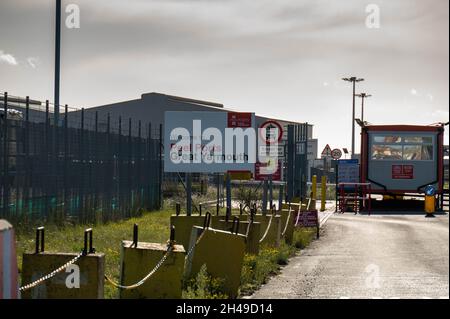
(342, 77, 364, 158)
(355, 93, 372, 122)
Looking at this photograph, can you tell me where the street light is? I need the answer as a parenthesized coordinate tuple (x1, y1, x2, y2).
(355, 93, 372, 122)
(342, 77, 364, 158)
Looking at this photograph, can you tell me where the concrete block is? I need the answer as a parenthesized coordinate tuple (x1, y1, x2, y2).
(185, 226, 246, 298)
(0, 220, 19, 299)
(170, 214, 234, 251)
(216, 220, 261, 255)
(119, 241, 185, 299)
(253, 214, 281, 247)
(279, 209, 295, 244)
(21, 252, 105, 299)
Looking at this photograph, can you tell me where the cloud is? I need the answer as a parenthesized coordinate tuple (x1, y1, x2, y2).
(0, 50, 18, 65)
(410, 88, 418, 95)
(26, 57, 39, 69)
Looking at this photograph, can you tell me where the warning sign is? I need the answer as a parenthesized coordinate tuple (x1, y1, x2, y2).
(392, 165, 414, 179)
(321, 144, 332, 157)
(295, 211, 319, 227)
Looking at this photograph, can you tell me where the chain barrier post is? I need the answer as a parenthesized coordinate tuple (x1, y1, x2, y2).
(21, 228, 105, 299)
(117, 225, 184, 299)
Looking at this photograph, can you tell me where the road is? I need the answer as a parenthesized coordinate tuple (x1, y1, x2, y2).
(250, 213, 449, 299)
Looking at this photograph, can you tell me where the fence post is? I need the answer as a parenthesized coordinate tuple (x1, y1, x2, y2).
(80, 108, 85, 222)
(137, 120, 142, 211)
(320, 175, 327, 212)
(159, 123, 163, 209)
(262, 179, 268, 215)
(118, 116, 122, 214)
(24, 97, 31, 218)
(278, 183, 283, 211)
(269, 175, 273, 210)
(63, 105, 68, 218)
(128, 118, 132, 216)
(226, 173, 232, 218)
(312, 175, 317, 201)
(186, 174, 192, 216)
(2, 92, 9, 219)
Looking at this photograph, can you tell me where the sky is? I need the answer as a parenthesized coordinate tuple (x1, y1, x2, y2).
(0, 0, 448, 153)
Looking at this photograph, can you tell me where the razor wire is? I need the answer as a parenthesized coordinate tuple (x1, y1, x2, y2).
(19, 250, 84, 292)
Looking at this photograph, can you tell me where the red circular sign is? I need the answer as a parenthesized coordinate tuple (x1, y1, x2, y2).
(331, 148, 342, 159)
(259, 120, 283, 144)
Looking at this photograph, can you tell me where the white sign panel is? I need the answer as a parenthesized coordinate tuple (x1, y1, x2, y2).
(164, 111, 257, 173)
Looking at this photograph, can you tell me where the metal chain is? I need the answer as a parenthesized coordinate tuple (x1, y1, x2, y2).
(104, 245, 173, 290)
(185, 229, 206, 259)
(19, 250, 84, 292)
(259, 213, 274, 243)
(281, 208, 292, 237)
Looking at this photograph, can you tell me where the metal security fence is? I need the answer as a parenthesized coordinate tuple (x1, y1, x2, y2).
(0, 92, 162, 224)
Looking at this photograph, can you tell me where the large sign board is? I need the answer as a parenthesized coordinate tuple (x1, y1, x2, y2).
(164, 111, 257, 173)
(337, 159, 360, 184)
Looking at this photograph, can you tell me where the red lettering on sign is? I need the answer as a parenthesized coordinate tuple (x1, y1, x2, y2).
(295, 211, 319, 227)
(227, 112, 252, 128)
(255, 161, 281, 181)
(392, 165, 414, 179)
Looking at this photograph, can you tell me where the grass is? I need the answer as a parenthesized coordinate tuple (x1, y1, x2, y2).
(15, 209, 318, 299)
(15, 209, 173, 299)
(239, 230, 316, 296)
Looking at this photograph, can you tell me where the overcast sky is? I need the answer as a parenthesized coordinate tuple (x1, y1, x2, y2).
(0, 0, 448, 152)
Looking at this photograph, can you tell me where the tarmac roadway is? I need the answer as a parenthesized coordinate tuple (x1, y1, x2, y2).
(250, 212, 449, 299)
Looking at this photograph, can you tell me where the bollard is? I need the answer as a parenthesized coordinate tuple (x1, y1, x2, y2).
(119, 226, 185, 299)
(0, 220, 19, 299)
(320, 176, 327, 212)
(185, 226, 246, 298)
(21, 228, 105, 299)
(424, 185, 436, 218)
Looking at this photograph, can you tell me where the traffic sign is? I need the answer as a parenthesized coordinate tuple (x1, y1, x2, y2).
(331, 148, 342, 160)
(321, 144, 332, 157)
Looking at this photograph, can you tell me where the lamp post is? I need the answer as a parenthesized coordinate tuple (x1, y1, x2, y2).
(342, 77, 364, 158)
(355, 93, 372, 123)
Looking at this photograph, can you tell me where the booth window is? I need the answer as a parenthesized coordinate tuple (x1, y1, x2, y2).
(371, 134, 433, 161)
(373, 136, 402, 143)
(371, 145, 403, 160)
